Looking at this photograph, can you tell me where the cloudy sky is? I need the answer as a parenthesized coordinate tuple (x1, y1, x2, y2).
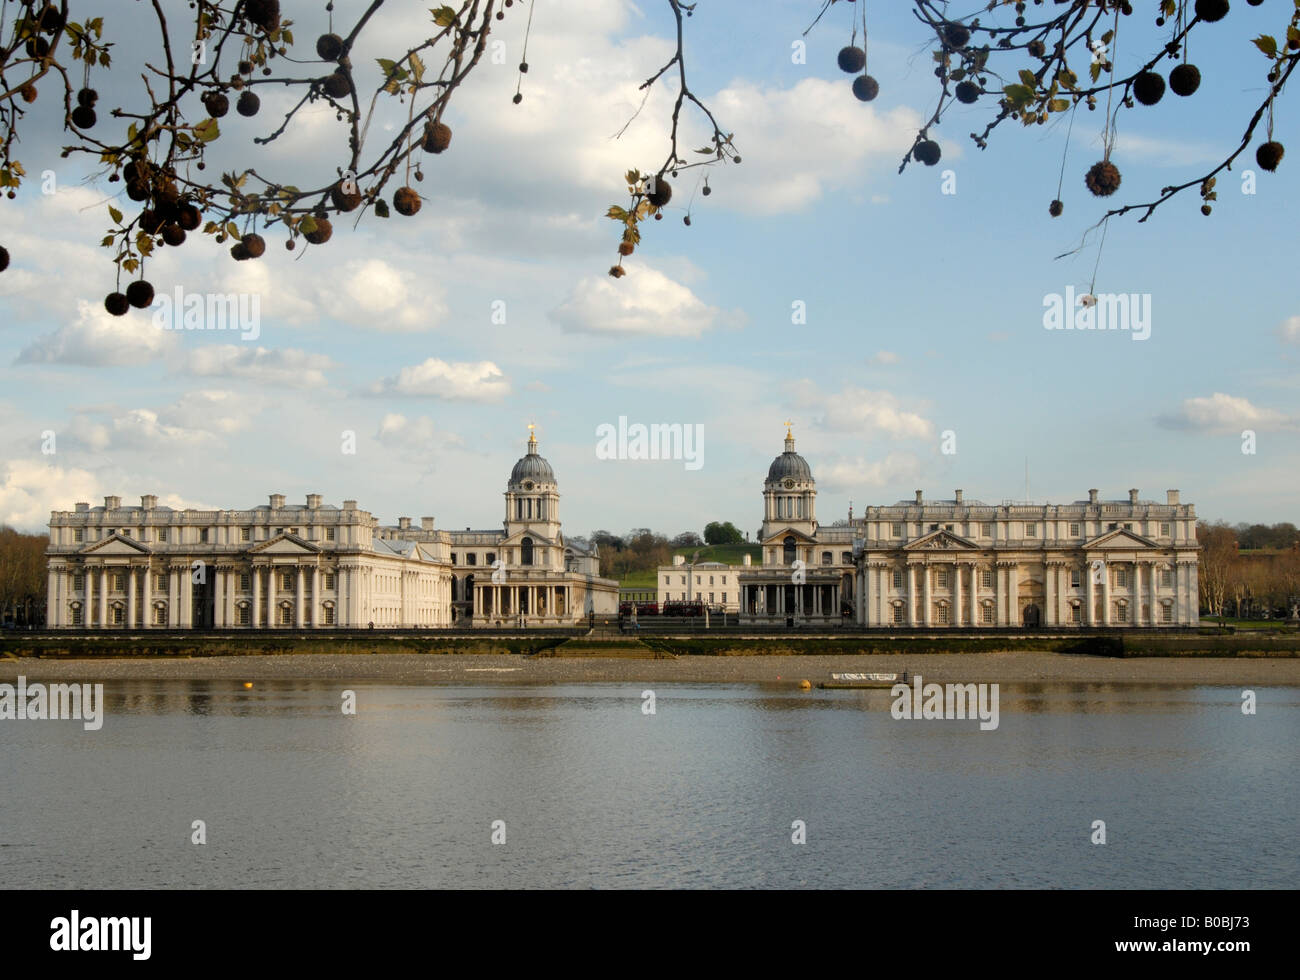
(1, 0, 1297, 536)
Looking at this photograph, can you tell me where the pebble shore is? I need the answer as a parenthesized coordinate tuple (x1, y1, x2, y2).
(2, 652, 1298, 685)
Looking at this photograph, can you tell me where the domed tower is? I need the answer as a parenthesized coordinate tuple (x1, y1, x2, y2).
(505, 425, 561, 542)
(761, 423, 817, 540)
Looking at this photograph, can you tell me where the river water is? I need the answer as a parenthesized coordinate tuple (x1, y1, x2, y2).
(2, 680, 1296, 888)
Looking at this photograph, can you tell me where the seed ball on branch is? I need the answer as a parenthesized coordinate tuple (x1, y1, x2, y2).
(837, 46, 866, 74)
(126, 280, 155, 309)
(245, 0, 281, 32)
(162, 224, 187, 247)
(19, 83, 37, 103)
(25, 37, 49, 58)
(1049, 199, 1063, 217)
(243, 233, 267, 258)
(1133, 71, 1165, 105)
(238, 60, 254, 76)
(1085, 160, 1122, 196)
(1256, 141, 1284, 172)
(914, 139, 942, 166)
(1169, 63, 1200, 96)
(618, 241, 634, 256)
(38, 5, 65, 34)
(126, 179, 150, 202)
(0, 246, 8, 272)
(943, 24, 971, 49)
(316, 33, 344, 61)
(237, 91, 261, 116)
(608, 265, 626, 279)
(422, 122, 452, 154)
(230, 242, 250, 261)
(77, 88, 98, 108)
(71, 105, 97, 128)
(1027, 40, 1046, 58)
(323, 70, 351, 99)
(1194, 0, 1229, 22)
(105, 292, 130, 316)
(304, 218, 333, 244)
(153, 180, 180, 207)
(331, 181, 362, 211)
(955, 80, 979, 104)
(203, 92, 230, 118)
(852, 75, 880, 102)
(393, 186, 422, 216)
(178, 204, 202, 231)
(1201, 204, 1212, 215)
(139, 209, 166, 235)
(646, 177, 672, 207)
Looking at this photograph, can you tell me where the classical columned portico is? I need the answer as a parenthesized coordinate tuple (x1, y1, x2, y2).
(98, 566, 108, 629)
(295, 566, 305, 628)
(954, 564, 963, 627)
(252, 565, 262, 627)
(1044, 562, 1056, 626)
(267, 563, 277, 627)
(312, 567, 321, 627)
(1101, 559, 1111, 625)
(921, 565, 931, 627)
(906, 563, 918, 627)
(126, 565, 137, 628)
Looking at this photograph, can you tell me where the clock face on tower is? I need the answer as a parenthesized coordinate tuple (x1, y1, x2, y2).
(523, 481, 534, 490)
(783, 479, 795, 489)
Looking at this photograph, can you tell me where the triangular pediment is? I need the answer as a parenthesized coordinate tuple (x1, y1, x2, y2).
(903, 528, 979, 551)
(761, 527, 818, 548)
(1084, 527, 1159, 550)
(248, 531, 320, 554)
(80, 533, 151, 555)
(501, 529, 555, 548)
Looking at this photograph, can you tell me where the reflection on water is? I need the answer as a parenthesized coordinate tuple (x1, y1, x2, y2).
(2, 680, 1297, 889)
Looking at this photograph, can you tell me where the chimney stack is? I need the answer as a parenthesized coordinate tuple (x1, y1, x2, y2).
(343, 500, 357, 511)
(915, 489, 923, 504)
(306, 493, 322, 509)
(141, 494, 157, 510)
(104, 495, 121, 510)
(421, 517, 434, 530)
(398, 517, 411, 530)
(269, 493, 285, 509)
(954, 489, 963, 504)
(1129, 488, 1139, 504)
(1088, 489, 1099, 504)
(1167, 490, 1180, 505)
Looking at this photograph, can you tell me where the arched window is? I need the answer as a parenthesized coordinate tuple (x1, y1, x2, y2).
(521, 536, 534, 566)
(783, 536, 797, 565)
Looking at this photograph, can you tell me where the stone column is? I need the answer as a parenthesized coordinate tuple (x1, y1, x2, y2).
(1044, 563, 1055, 626)
(995, 565, 1007, 626)
(921, 564, 932, 627)
(267, 564, 278, 627)
(142, 564, 152, 628)
(295, 566, 305, 628)
(46, 567, 59, 627)
(1101, 561, 1111, 626)
(1085, 562, 1095, 626)
(907, 564, 917, 627)
(1008, 563, 1019, 627)
(214, 568, 224, 628)
(180, 563, 193, 629)
(312, 567, 321, 627)
(1149, 561, 1159, 626)
(252, 567, 262, 628)
(127, 565, 137, 629)
(954, 565, 963, 628)
(970, 564, 978, 626)
(98, 567, 108, 629)
(84, 565, 94, 629)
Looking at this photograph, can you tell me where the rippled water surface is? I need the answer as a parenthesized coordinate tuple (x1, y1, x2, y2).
(2, 680, 1296, 888)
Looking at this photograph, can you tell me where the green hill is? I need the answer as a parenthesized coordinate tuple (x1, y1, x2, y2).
(619, 543, 763, 588)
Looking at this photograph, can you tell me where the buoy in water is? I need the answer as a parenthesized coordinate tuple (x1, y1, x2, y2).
(798, 679, 811, 690)
(243, 682, 253, 689)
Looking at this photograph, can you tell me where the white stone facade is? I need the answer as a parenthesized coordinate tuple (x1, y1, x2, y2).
(45, 433, 619, 630)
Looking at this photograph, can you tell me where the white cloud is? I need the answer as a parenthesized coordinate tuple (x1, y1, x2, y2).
(160, 389, 258, 435)
(869, 351, 900, 365)
(369, 358, 510, 401)
(817, 452, 926, 492)
(336, 259, 450, 332)
(551, 265, 744, 337)
(793, 383, 934, 440)
(1277, 316, 1300, 345)
(1158, 393, 1294, 433)
(0, 460, 101, 530)
(16, 300, 175, 366)
(182, 345, 332, 388)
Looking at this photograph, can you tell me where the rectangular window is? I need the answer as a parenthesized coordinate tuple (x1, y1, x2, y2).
(709, 576, 715, 585)
(467, 553, 477, 566)
(71, 607, 83, 626)
(111, 606, 124, 626)
(695, 576, 700, 585)
(240, 527, 251, 542)
(1160, 568, 1173, 587)
(236, 605, 250, 625)
(722, 576, 727, 585)
(1161, 604, 1172, 623)
(892, 569, 904, 589)
(111, 573, 125, 593)
(1070, 605, 1082, 624)
(937, 604, 949, 625)
(892, 605, 906, 625)
(1160, 522, 1171, 536)
(981, 604, 994, 625)
(1070, 569, 1082, 588)
(324, 572, 335, 589)
(1115, 568, 1129, 588)
(239, 573, 251, 591)
(1124, 523, 1132, 531)
(486, 553, 495, 564)
(325, 527, 335, 541)
(936, 569, 950, 588)
(281, 571, 294, 590)
(1116, 603, 1129, 624)
(324, 606, 335, 625)
(199, 528, 209, 543)
(821, 552, 832, 565)
(709, 593, 714, 603)
(1025, 523, 1037, 538)
(451, 553, 458, 564)
(981, 569, 993, 589)
(681, 576, 686, 585)
(73, 528, 84, 543)
(891, 522, 904, 537)
(1069, 522, 1080, 536)
(722, 593, 727, 604)
(981, 523, 993, 537)
(841, 552, 852, 564)
(73, 573, 85, 590)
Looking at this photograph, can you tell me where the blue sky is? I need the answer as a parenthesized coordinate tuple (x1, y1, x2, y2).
(1, 0, 1297, 537)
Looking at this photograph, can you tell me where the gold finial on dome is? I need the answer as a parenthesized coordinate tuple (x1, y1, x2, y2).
(784, 420, 793, 438)
(527, 421, 537, 450)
